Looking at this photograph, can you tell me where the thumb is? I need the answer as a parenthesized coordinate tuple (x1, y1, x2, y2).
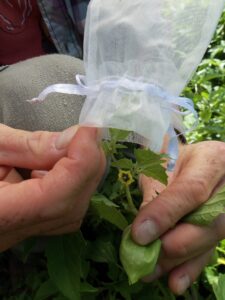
(0, 124, 78, 170)
(0, 127, 106, 231)
(131, 142, 225, 245)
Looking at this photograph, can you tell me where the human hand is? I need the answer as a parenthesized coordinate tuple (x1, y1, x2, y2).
(131, 141, 225, 295)
(0, 125, 106, 252)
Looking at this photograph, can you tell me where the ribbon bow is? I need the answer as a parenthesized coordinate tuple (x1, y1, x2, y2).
(28, 75, 198, 171)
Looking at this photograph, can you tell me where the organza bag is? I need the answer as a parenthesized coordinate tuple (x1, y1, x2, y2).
(31, 0, 225, 168)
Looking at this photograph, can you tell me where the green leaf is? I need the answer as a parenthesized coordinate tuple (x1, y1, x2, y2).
(91, 194, 128, 230)
(120, 226, 161, 285)
(219, 239, 225, 249)
(213, 274, 225, 300)
(12, 237, 37, 263)
(45, 233, 86, 300)
(54, 296, 68, 300)
(114, 281, 132, 300)
(107, 262, 120, 281)
(134, 148, 167, 185)
(111, 158, 133, 170)
(101, 140, 112, 156)
(204, 266, 218, 287)
(200, 106, 212, 122)
(115, 144, 128, 150)
(183, 186, 225, 226)
(87, 239, 117, 264)
(34, 279, 58, 300)
(114, 281, 143, 300)
(80, 282, 98, 294)
(109, 128, 131, 141)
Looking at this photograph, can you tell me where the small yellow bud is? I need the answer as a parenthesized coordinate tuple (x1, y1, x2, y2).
(118, 170, 134, 186)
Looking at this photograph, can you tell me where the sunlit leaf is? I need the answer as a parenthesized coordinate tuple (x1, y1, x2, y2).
(109, 128, 131, 141)
(213, 274, 225, 300)
(120, 226, 161, 285)
(183, 186, 225, 226)
(135, 149, 167, 185)
(111, 158, 133, 170)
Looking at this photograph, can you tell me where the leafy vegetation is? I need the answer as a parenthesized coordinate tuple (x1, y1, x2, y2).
(183, 10, 225, 143)
(0, 9, 225, 300)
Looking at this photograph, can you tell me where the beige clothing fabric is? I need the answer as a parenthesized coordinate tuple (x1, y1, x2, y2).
(0, 54, 85, 131)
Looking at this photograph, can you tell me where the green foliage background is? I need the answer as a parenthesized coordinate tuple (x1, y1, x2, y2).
(0, 10, 224, 300)
(184, 10, 225, 143)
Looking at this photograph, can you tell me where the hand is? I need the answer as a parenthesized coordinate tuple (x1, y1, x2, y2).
(131, 141, 225, 295)
(0, 125, 106, 252)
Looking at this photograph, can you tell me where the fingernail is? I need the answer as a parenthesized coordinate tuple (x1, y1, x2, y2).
(33, 170, 48, 178)
(55, 126, 79, 150)
(135, 219, 159, 245)
(176, 274, 190, 295)
(86, 127, 102, 146)
(142, 265, 162, 282)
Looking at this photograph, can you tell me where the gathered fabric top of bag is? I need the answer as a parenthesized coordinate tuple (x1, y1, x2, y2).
(30, 0, 225, 169)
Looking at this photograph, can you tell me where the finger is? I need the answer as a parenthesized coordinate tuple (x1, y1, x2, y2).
(161, 214, 225, 262)
(168, 248, 214, 295)
(0, 218, 81, 252)
(149, 223, 217, 277)
(0, 127, 106, 233)
(142, 216, 223, 284)
(0, 188, 93, 251)
(0, 168, 23, 187)
(31, 170, 48, 179)
(0, 124, 78, 169)
(139, 174, 166, 208)
(132, 142, 225, 245)
(44, 221, 81, 235)
(212, 213, 225, 241)
(0, 166, 12, 180)
(161, 222, 218, 261)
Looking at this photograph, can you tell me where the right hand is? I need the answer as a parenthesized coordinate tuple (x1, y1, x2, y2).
(132, 141, 225, 295)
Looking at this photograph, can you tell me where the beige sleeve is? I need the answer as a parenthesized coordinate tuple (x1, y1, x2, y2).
(0, 54, 85, 132)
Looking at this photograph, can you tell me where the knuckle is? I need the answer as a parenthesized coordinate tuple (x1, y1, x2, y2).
(75, 148, 104, 182)
(178, 178, 208, 207)
(151, 197, 179, 230)
(70, 155, 94, 185)
(26, 131, 47, 157)
(205, 142, 225, 167)
(188, 178, 208, 204)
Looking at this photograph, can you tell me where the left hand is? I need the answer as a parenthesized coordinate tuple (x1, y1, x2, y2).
(131, 141, 225, 295)
(0, 125, 106, 252)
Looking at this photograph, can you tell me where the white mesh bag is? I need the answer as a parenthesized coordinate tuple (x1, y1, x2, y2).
(31, 0, 225, 164)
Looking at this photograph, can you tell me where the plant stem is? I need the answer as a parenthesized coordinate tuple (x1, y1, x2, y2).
(156, 281, 175, 300)
(125, 185, 138, 216)
(190, 284, 199, 300)
(183, 289, 193, 300)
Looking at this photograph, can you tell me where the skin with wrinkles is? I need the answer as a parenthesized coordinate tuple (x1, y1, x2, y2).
(133, 141, 225, 295)
(0, 125, 106, 252)
(0, 122, 225, 296)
